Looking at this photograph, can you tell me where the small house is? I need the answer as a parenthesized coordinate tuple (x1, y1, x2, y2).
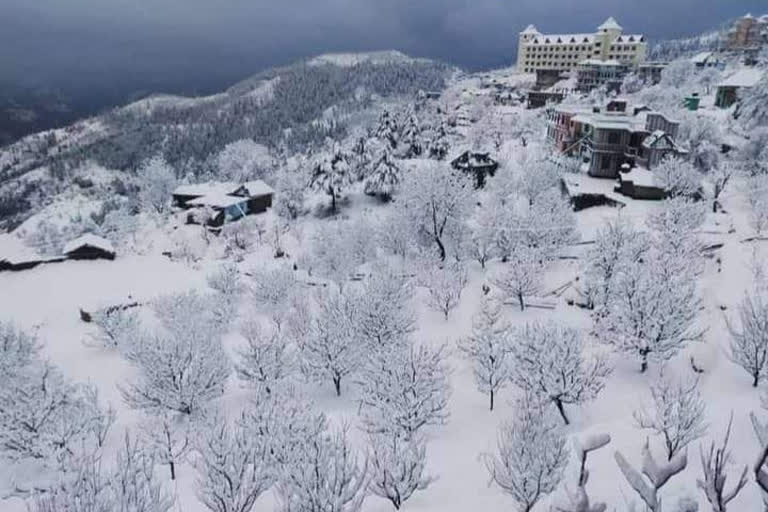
(617, 167, 665, 200)
(172, 183, 246, 208)
(173, 180, 275, 227)
(63, 234, 116, 261)
(715, 69, 764, 108)
(636, 130, 688, 169)
(186, 193, 251, 227)
(450, 151, 499, 188)
(242, 180, 275, 214)
(0, 234, 44, 272)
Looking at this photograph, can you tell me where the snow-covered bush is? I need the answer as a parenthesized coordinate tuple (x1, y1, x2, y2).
(727, 288, 768, 387)
(88, 307, 140, 349)
(137, 155, 177, 215)
(421, 262, 468, 319)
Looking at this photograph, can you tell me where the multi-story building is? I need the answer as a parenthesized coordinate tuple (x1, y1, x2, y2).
(575, 59, 631, 92)
(517, 17, 647, 74)
(725, 13, 768, 50)
(546, 101, 686, 178)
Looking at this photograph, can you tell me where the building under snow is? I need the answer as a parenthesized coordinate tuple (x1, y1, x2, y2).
(715, 68, 765, 108)
(517, 17, 647, 74)
(172, 180, 275, 227)
(725, 13, 768, 51)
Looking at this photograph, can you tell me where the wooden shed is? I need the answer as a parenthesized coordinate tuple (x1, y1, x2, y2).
(0, 234, 45, 272)
(63, 234, 116, 261)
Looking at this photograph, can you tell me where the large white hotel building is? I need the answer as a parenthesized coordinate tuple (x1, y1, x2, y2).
(517, 17, 648, 74)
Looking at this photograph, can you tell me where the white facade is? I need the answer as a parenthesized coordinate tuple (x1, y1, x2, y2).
(517, 17, 647, 74)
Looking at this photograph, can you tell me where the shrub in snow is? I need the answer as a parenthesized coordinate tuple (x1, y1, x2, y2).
(235, 317, 297, 394)
(557, 433, 611, 512)
(457, 296, 512, 411)
(120, 329, 231, 416)
(207, 263, 244, 329)
(594, 256, 703, 373)
(0, 321, 40, 374)
(137, 154, 177, 215)
(248, 265, 296, 312)
(276, 423, 369, 512)
(696, 415, 748, 512)
(727, 289, 768, 387)
(633, 372, 707, 461)
(368, 432, 435, 510)
(483, 393, 568, 512)
(421, 262, 468, 320)
(88, 307, 140, 349)
(614, 439, 688, 512)
(508, 322, 611, 425)
(194, 412, 276, 512)
(299, 290, 361, 396)
(358, 344, 451, 439)
(31, 433, 173, 512)
(492, 246, 544, 311)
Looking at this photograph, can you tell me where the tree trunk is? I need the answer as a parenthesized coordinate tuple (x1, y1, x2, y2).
(554, 398, 570, 425)
(435, 236, 446, 261)
(518, 292, 525, 311)
(330, 189, 337, 214)
(490, 389, 495, 411)
(170, 461, 176, 481)
(333, 376, 342, 397)
(640, 353, 648, 373)
(755, 372, 760, 388)
(713, 199, 719, 213)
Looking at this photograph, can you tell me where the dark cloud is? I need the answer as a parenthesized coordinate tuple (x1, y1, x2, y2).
(0, 0, 765, 97)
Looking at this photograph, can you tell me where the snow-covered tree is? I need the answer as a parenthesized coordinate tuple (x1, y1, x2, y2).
(299, 290, 361, 396)
(492, 246, 544, 311)
(121, 329, 231, 416)
(396, 163, 472, 261)
(375, 110, 399, 150)
(421, 262, 468, 319)
(275, 162, 307, 220)
(679, 114, 723, 173)
(738, 74, 768, 130)
(646, 197, 706, 272)
(746, 175, 768, 237)
(708, 163, 737, 213)
(276, 423, 369, 512)
(140, 412, 193, 481)
(660, 59, 696, 89)
(582, 217, 649, 312)
(426, 122, 449, 160)
(194, 412, 276, 512)
(728, 288, 768, 387)
(526, 189, 578, 259)
(137, 155, 177, 215)
(653, 156, 701, 198)
(358, 344, 451, 439)
(310, 142, 354, 214)
(248, 265, 297, 313)
(0, 360, 115, 469)
(235, 317, 297, 394)
(557, 433, 611, 512)
(309, 220, 375, 290)
(87, 307, 140, 350)
(207, 263, 244, 330)
(400, 114, 424, 158)
(594, 256, 703, 373)
(364, 150, 401, 200)
(614, 439, 688, 512)
(468, 194, 504, 269)
(32, 433, 174, 512)
(633, 373, 707, 461)
(457, 297, 512, 410)
(352, 262, 415, 351)
(515, 150, 562, 206)
(216, 139, 274, 182)
(484, 394, 569, 512)
(509, 322, 611, 425)
(0, 320, 40, 374)
(697, 415, 748, 512)
(368, 433, 435, 510)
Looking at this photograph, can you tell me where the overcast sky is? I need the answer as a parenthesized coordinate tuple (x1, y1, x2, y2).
(1, 0, 765, 96)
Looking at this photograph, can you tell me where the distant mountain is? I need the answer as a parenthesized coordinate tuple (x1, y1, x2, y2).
(0, 52, 456, 229)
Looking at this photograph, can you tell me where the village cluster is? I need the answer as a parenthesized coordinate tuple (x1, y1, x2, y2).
(1, 11, 768, 512)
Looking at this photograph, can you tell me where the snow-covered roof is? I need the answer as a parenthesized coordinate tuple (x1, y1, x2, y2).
(579, 59, 624, 67)
(521, 24, 540, 35)
(598, 17, 623, 31)
(529, 34, 596, 45)
(243, 180, 275, 197)
(691, 51, 713, 64)
(173, 182, 242, 197)
(719, 68, 764, 88)
(187, 193, 249, 209)
(63, 234, 115, 256)
(0, 234, 41, 265)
